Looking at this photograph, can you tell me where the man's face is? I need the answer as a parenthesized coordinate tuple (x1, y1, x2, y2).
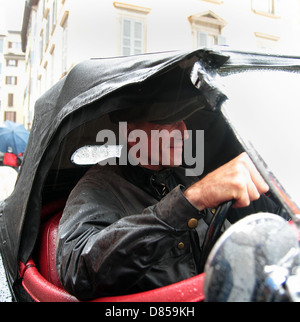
(126, 120, 189, 170)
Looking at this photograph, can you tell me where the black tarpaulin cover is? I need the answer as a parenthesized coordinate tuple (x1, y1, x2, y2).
(0, 49, 229, 286)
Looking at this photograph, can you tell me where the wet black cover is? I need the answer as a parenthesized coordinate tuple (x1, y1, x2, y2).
(0, 49, 229, 287)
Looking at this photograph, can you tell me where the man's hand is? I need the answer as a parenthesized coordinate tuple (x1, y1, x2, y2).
(184, 152, 269, 211)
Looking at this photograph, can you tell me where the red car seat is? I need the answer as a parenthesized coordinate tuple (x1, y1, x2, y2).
(20, 200, 205, 302)
(38, 211, 64, 288)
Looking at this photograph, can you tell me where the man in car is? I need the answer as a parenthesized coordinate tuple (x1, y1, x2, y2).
(56, 113, 285, 301)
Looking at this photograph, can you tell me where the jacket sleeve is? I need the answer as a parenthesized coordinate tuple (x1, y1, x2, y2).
(56, 167, 203, 300)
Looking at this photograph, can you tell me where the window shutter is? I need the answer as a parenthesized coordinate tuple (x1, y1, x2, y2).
(217, 35, 226, 46)
(122, 18, 144, 55)
(252, 0, 274, 13)
(4, 111, 16, 122)
(122, 18, 132, 56)
(198, 32, 208, 47)
(8, 94, 14, 107)
(134, 21, 143, 54)
(62, 18, 68, 73)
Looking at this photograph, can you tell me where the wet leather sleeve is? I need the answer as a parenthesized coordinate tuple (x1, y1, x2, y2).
(56, 167, 203, 300)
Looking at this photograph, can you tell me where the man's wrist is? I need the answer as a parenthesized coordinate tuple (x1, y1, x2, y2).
(184, 185, 206, 211)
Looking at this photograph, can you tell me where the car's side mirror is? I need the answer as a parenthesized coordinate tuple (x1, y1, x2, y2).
(204, 213, 300, 302)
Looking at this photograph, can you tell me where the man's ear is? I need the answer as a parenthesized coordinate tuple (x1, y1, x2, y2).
(127, 123, 138, 148)
(119, 122, 136, 148)
(126, 122, 135, 133)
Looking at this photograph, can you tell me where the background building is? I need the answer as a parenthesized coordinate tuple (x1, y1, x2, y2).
(0, 32, 5, 119)
(0, 30, 25, 125)
(17, 0, 300, 129)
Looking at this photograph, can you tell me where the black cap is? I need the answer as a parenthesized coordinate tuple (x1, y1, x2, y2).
(109, 66, 207, 124)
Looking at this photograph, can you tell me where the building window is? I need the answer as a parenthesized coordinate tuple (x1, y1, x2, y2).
(197, 32, 226, 47)
(251, 0, 280, 16)
(51, 0, 57, 32)
(39, 31, 44, 63)
(121, 18, 144, 56)
(255, 32, 280, 50)
(50, 44, 55, 86)
(45, 11, 50, 48)
(5, 76, 18, 85)
(8, 41, 22, 51)
(189, 11, 227, 48)
(0, 39, 4, 53)
(61, 14, 69, 74)
(114, 2, 150, 56)
(4, 111, 16, 122)
(7, 59, 18, 67)
(8, 93, 14, 107)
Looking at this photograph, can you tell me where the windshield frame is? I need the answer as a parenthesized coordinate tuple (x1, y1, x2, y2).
(218, 64, 300, 223)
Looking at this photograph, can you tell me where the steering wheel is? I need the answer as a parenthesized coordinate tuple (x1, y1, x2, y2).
(199, 200, 233, 272)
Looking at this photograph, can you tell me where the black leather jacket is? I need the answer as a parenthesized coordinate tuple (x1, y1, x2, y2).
(56, 164, 282, 300)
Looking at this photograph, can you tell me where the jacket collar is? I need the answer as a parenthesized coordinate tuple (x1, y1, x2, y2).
(121, 163, 177, 200)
